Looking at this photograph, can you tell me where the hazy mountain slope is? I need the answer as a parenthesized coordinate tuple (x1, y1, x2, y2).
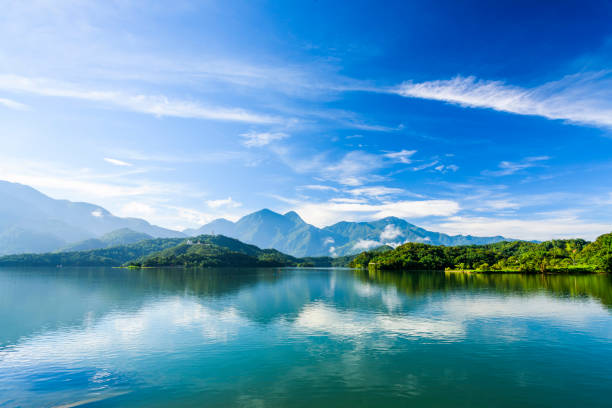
(0, 180, 184, 255)
(325, 217, 509, 255)
(0, 227, 67, 255)
(60, 228, 153, 251)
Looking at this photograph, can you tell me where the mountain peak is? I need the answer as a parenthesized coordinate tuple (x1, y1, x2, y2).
(251, 208, 281, 217)
(376, 216, 415, 227)
(283, 211, 305, 224)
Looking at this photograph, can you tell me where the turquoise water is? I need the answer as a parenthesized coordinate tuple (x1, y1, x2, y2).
(1, 267, 612, 407)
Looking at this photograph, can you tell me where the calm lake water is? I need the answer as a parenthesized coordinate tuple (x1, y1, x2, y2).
(1, 267, 612, 407)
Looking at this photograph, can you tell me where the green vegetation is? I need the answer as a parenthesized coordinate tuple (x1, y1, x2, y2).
(0, 238, 185, 266)
(0, 234, 357, 268)
(350, 233, 612, 273)
(2, 231, 610, 274)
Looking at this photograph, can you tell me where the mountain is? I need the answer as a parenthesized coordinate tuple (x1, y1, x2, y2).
(188, 211, 511, 257)
(129, 234, 299, 267)
(0, 180, 184, 255)
(188, 209, 346, 257)
(324, 216, 509, 255)
(60, 228, 153, 251)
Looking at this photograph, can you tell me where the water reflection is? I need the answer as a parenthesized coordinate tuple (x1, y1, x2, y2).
(1, 267, 611, 408)
(355, 269, 612, 308)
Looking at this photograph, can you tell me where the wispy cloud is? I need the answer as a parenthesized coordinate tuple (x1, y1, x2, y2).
(104, 157, 132, 167)
(348, 186, 414, 198)
(298, 184, 340, 192)
(293, 199, 460, 227)
(322, 151, 386, 186)
(0, 97, 27, 110)
(384, 149, 416, 164)
(393, 72, 612, 128)
(0, 74, 282, 124)
(412, 161, 439, 171)
(483, 156, 549, 176)
(206, 197, 242, 209)
(434, 164, 459, 173)
(240, 131, 288, 147)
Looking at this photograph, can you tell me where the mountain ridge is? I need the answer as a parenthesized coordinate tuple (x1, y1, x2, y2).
(188, 210, 512, 257)
(0, 180, 513, 257)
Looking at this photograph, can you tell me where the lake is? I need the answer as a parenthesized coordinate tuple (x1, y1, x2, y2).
(1, 267, 612, 407)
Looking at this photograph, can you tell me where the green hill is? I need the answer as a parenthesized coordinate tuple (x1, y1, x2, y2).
(127, 235, 299, 267)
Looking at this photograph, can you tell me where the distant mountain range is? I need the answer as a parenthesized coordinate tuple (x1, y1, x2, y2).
(0, 180, 511, 256)
(185, 209, 510, 257)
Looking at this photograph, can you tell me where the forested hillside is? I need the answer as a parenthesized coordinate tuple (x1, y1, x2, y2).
(350, 233, 612, 273)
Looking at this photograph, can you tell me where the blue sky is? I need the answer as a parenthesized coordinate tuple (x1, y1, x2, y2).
(1, 0, 612, 240)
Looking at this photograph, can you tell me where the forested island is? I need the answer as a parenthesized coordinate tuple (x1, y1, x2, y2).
(0, 232, 610, 274)
(350, 232, 612, 273)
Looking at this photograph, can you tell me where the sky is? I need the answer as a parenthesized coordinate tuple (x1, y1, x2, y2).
(1, 0, 612, 240)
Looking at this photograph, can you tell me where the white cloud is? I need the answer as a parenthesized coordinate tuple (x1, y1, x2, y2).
(348, 186, 411, 198)
(0, 97, 27, 110)
(104, 157, 132, 167)
(206, 197, 242, 209)
(0, 74, 281, 124)
(323, 151, 386, 186)
(434, 164, 459, 173)
(91, 209, 104, 218)
(240, 131, 288, 147)
(380, 224, 402, 241)
(427, 215, 611, 241)
(299, 184, 339, 192)
(294, 199, 460, 227)
(274, 149, 435, 188)
(120, 202, 156, 218)
(353, 239, 383, 251)
(384, 149, 417, 164)
(394, 72, 612, 128)
(330, 197, 368, 204)
(484, 156, 550, 176)
(412, 161, 439, 171)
